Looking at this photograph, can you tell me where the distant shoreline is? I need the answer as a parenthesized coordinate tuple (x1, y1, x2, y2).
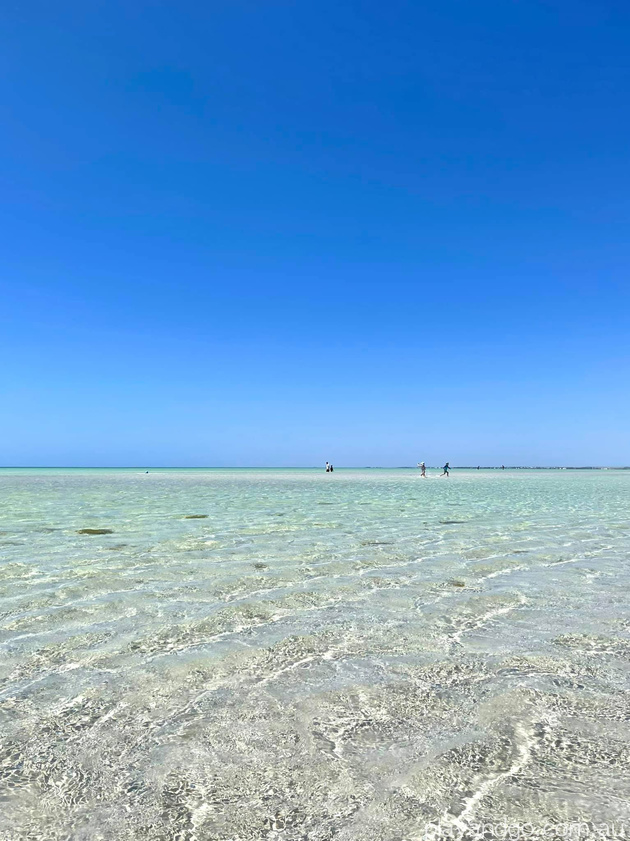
(1, 466, 629, 471)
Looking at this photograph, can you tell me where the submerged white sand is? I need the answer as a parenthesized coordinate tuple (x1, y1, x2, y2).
(1, 468, 629, 839)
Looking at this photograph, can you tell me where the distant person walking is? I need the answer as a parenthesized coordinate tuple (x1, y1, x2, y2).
(325, 462, 330, 472)
(330, 464, 334, 472)
(420, 462, 426, 477)
(441, 462, 450, 477)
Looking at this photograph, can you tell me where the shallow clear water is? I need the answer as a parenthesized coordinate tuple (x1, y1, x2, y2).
(1, 468, 629, 840)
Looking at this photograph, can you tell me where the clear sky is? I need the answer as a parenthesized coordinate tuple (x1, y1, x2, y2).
(1, 0, 629, 467)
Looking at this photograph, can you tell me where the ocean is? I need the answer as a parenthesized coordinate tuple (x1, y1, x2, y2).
(1, 468, 629, 840)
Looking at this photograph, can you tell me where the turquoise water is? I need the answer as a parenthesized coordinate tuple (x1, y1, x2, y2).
(1, 468, 629, 840)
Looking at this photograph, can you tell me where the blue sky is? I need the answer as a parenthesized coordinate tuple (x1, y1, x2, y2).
(1, 0, 629, 466)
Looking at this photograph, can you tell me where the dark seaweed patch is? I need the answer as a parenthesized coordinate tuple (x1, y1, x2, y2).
(77, 528, 114, 535)
(360, 541, 394, 546)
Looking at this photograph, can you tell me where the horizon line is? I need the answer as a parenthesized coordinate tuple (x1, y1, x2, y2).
(1, 465, 629, 471)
